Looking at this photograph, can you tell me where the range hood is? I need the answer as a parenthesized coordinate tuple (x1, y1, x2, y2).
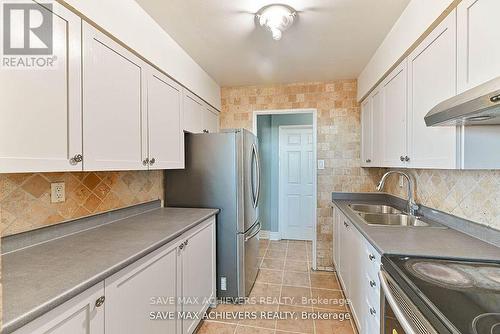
(425, 76, 500, 126)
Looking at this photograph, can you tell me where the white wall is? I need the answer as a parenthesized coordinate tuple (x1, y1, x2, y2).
(62, 0, 221, 109)
(357, 0, 454, 101)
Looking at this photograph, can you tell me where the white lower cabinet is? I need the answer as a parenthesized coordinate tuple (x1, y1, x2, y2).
(14, 217, 216, 334)
(333, 207, 381, 334)
(13, 283, 105, 334)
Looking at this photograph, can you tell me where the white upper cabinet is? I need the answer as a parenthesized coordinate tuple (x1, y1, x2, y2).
(457, 0, 500, 92)
(183, 92, 204, 133)
(360, 98, 373, 166)
(381, 61, 408, 168)
(82, 23, 146, 171)
(147, 71, 184, 169)
(0, 3, 82, 173)
(203, 106, 220, 134)
(407, 10, 458, 169)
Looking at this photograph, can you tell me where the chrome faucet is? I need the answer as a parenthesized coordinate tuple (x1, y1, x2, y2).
(376, 171, 419, 216)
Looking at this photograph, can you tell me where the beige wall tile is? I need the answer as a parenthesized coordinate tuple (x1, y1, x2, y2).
(0, 170, 164, 236)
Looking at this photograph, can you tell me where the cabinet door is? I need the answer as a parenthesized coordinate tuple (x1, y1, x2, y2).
(381, 61, 408, 167)
(338, 215, 351, 294)
(14, 283, 104, 334)
(360, 98, 373, 166)
(202, 107, 219, 133)
(407, 11, 457, 169)
(0, 2, 82, 173)
(105, 242, 180, 334)
(183, 92, 203, 133)
(181, 218, 216, 334)
(82, 23, 147, 171)
(458, 0, 500, 92)
(147, 70, 185, 169)
(371, 87, 384, 166)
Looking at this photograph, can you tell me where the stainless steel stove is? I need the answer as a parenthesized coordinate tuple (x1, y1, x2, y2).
(381, 255, 500, 334)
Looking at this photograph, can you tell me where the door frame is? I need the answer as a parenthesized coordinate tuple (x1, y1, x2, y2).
(253, 109, 318, 270)
(278, 125, 314, 242)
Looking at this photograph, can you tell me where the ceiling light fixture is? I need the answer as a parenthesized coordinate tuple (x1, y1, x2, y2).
(256, 4, 297, 41)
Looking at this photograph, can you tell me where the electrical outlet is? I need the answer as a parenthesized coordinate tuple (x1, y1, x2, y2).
(317, 160, 325, 170)
(51, 182, 65, 203)
(220, 277, 227, 291)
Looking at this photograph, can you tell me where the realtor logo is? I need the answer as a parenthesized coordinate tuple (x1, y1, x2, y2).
(1, 1, 56, 69)
(3, 2, 53, 54)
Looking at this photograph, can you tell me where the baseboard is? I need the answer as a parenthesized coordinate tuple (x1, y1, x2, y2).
(259, 230, 281, 240)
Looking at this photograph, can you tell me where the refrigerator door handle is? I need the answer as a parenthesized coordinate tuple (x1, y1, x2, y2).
(251, 143, 259, 208)
(245, 220, 261, 242)
(254, 144, 261, 208)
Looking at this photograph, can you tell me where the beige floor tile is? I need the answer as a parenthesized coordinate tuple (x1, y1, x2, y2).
(240, 303, 278, 329)
(282, 271, 310, 287)
(284, 260, 309, 272)
(261, 258, 285, 270)
(257, 268, 284, 284)
(310, 273, 340, 290)
(286, 249, 308, 261)
(250, 282, 281, 302)
(235, 325, 275, 334)
(310, 288, 347, 311)
(287, 244, 307, 253)
(268, 240, 288, 251)
(196, 321, 237, 334)
(280, 285, 312, 306)
(266, 249, 286, 259)
(276, 305, 314, 333)
(314, 310, 356, 334)
(258, 247, 267, 257)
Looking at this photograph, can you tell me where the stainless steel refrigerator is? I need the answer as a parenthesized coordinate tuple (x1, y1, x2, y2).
(165, 129, 261, 299)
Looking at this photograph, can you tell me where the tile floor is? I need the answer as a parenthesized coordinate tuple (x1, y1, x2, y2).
(197, 239, 358, 334)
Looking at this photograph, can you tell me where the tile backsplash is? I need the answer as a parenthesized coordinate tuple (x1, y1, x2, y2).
(0, 171, 164, 236)
(382, 169, 500, 230)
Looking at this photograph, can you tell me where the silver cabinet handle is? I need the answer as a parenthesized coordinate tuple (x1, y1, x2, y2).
(70, 154, 83, 165)
(400, 156, 405, 162)
(369, 254, 376, 261)
(490, 94, 500, 103)
(149, 158, 156, 165)
(95, 296, 105, 308)
(142, 158, 149, 166)
(369, 307, 376, 316)
(370, 280, 377, 288)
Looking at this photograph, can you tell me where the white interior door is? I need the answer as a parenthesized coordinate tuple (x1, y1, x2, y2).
(279, 126, 314, 240)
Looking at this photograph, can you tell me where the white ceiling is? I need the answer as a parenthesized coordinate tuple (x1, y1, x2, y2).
(135, 0, 410, 87)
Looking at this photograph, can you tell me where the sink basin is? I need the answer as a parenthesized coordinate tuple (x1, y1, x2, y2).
(358, 213, 436, 227)
(349, 204, 402, 215)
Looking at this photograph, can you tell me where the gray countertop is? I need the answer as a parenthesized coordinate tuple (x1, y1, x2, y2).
(332, 192, 500, 262)
(1, 205, 219, 334)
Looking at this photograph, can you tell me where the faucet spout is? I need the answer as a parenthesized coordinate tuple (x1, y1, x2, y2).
(376, 171, 419, 216)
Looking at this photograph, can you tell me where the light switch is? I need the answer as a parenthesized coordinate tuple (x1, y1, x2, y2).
(317, 160, 325, 170)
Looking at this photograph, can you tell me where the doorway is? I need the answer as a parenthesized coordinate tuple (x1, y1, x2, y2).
(253, 109, 317, 269)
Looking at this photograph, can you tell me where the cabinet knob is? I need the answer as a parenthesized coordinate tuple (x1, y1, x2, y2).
(70, 154, 83, 165)
(184, 240, 189, 246)
(369, 280, 377, 288)
(344, 221, 349, 228)
(179, 243, 184, 250)
(400, 156, 405, 162)
(149, 158, 156, 165)
(142, 158, 149, 166)
(369, 254, 376, 261)
(405, 156, 410, 162)
(95, 296, 105, 308)
(369, 307, 376, 316)
(203, 129, 209, 133)
(365, 159, 371, 163)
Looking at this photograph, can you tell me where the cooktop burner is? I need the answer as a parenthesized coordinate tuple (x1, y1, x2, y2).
(386, 256, 500, 334)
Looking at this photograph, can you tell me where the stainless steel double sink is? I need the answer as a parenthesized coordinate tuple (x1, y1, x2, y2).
(348, 204, 443, 228)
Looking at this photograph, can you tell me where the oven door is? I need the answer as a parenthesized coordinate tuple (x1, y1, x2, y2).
(379, 269, 438, 334)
